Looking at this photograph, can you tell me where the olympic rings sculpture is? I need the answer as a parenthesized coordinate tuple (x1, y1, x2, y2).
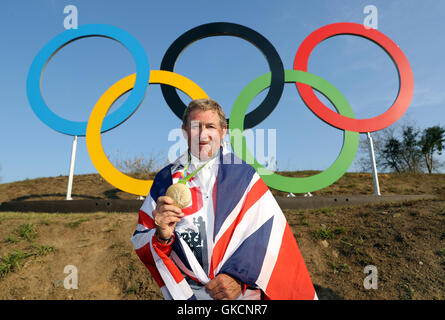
(26, 22, 414, 196)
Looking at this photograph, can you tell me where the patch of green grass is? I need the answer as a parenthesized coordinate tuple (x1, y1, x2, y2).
(315, 228, 333, 240)
(435, 248, 445, 256)
(0, 244, 58, 278)
(16, 223, 37, 241)
(65, 218, 90, 229)
(0, 250, 28, 278)
(314, 226, 345, 240)
(31, 244, 58, 256)
(6, 223, 37, 243)
(329, 261, 350, 274)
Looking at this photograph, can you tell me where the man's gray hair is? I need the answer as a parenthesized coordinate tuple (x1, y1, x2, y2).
(182, 99, 227, 129)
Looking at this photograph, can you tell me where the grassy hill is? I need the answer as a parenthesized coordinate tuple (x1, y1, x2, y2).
(0, 172, 444, 300)
(1, 171, 444, 204)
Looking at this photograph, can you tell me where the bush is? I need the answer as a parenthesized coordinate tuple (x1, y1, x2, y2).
(109, 151, 167, 176)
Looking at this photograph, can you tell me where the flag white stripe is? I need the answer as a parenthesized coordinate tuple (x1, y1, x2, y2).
(140, 195, 156, 219)
(255, 198, 287, 290)
(175, 237, 210, 284)
(213, 174, 260, 244)
(131, 224, 151, 250)
(214, 193, 276, 274)
(150, 238, 193, 300)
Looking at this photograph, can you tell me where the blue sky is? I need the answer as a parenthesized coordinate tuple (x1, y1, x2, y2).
(1, 0, 444, 184)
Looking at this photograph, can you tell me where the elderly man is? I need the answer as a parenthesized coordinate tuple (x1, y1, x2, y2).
(131, 98, 316, 300)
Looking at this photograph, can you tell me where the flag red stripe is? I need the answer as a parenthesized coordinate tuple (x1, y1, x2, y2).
(138, 209, 155, 229)
(152, 237, 185, 284)
(210, 178, 268, 278)
(265, 223, 315, 299)
(135, 243, 165, 287)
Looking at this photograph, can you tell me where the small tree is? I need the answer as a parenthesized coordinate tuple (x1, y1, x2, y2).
(379, 125, 424, 173)
(381, 138, 404, 173)
(419, 126, 445, 174)
(109, 150, 167, 177)
(396, 126, 423, 173)
(355, 122, 444, 174)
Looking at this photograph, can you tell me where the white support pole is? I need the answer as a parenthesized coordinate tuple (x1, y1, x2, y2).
(366, 132, 381, 196)
(66, 135, 78, 200)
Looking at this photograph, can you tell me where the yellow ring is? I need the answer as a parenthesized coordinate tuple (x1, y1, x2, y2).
(86, 70, 209, 196)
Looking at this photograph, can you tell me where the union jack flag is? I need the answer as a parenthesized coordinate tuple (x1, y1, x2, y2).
(131, 148, 317, 300)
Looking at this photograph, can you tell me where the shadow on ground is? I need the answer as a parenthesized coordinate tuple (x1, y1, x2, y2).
(10, 193, 102, 201)
(314, 284, 344, 300)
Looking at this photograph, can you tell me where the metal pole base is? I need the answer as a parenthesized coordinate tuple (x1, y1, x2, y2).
(66, 136, 78, 200)
(367, 132, 381, 196)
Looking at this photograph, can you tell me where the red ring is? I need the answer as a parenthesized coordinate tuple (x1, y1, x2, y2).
(293, 22, 414, 132)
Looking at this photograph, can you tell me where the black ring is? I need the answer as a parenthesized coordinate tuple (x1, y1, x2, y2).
(160, 22, 285, 129)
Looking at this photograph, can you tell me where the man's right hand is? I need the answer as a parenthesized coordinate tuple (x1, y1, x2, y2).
(152, 196, 184, 242)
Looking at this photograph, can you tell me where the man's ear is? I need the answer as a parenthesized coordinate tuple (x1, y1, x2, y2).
(222, 126, 228, 137)
(220, 125, 228, 142)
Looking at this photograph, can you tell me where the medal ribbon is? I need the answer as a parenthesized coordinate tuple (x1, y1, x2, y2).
(178, 153, 212, 185)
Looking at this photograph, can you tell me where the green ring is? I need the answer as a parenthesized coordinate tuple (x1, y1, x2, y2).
(229, 69, 359, 193)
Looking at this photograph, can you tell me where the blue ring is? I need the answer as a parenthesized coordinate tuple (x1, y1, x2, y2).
(26, 24, 150, 136)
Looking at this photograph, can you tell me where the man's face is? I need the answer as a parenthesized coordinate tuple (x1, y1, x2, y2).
(182, 109, 227, 160)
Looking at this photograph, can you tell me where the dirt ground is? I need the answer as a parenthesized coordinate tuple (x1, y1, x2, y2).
(0, 173, 444, 300)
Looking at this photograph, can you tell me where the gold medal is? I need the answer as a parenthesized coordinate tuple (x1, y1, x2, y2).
(166, 153, 212, 209)
(166, 182, 192, 209)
